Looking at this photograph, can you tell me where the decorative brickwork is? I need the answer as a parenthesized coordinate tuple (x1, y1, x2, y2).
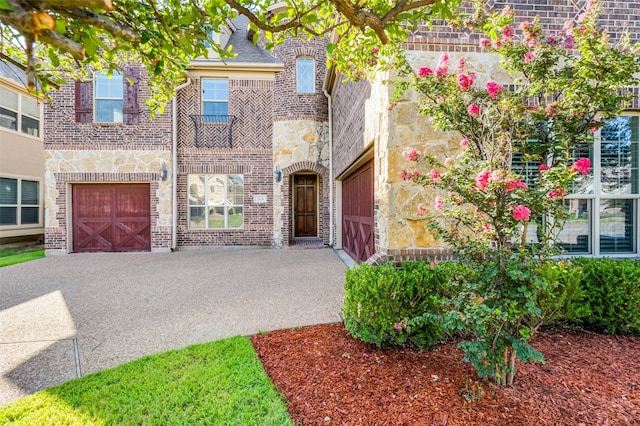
(270, 37, 328, 122)
(177, 78, 274, 150)
(176, 148, 274, 247)
(279, 161, 330, 247)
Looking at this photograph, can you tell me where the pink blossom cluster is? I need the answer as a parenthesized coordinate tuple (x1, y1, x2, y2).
(548, 188, 567, 199)
(457, 74, 473, 91)
(475, 170, 490, 190)
(435, 53, 449, 78)
(430, 169, 442, 181)
(571, 158, 591, 175)
(486, 81, 503, 100)
(460, 139, 469, 148)
(418, 67, 433, 78)
(467, 103, 481, 116)
(537, 163, 550, 171)
(400, 169, 421, 181)
(513, 205, 531, 222)
(402, 147, 422, 162)
(505, 180, 528, 192)
(416, 203, 429, 217)
(434, 196, 444, 210)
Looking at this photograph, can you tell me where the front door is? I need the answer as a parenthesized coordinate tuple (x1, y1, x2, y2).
(294, 175, 317, 237)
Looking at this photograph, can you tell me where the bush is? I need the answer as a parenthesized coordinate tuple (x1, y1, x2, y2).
(569, 258, 640, 335)
(343, 261, 460, 349)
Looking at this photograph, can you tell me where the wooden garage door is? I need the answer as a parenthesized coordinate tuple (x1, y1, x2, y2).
(342, 160, 374, 263)
(72, 184, 151, 253)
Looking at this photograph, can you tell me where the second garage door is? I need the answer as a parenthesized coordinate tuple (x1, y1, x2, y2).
(342, 160, 374, 263)
(72, 184, 151, 253)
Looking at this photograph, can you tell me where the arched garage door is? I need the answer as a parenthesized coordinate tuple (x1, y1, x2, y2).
(342, 160, 374, 263)
(72, 184, 151, 253)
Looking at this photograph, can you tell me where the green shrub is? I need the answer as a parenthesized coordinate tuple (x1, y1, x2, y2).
(343, 260, 459, 349)
(569, 258, 640, 335)
(533, 260, 590, 330)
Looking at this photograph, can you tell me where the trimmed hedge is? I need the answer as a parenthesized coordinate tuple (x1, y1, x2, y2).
(569, 257, 640, 335)
(343, 261, 461, 349)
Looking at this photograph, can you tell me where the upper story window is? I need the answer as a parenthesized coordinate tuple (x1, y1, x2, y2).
(202, 78, 228, 116)
(0, 177, 40, 226)
(0, 86, 41, 137)
(296, 58, 315, 93)
(94, 71, 124, 123)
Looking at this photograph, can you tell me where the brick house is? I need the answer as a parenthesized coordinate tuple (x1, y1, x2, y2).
(44, 1, 639, 261)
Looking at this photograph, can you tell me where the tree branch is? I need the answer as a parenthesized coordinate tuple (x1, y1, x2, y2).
(382, 0, 441, 25)
(225, 0, 319, 34)
(37, 28, 86, 59)
(32, 0, 114, 12)
(53, 7, 140, 42)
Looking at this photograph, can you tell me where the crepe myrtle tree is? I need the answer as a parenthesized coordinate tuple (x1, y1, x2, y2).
(397, 1, 639, 386)
(0, 0, 466, 112)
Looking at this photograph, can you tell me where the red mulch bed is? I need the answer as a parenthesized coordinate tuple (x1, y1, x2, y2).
(251, 323, 640, 425)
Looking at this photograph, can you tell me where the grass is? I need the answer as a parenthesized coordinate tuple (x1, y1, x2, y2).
(0, 336, 292, 425)
(0, 246, 44, 267)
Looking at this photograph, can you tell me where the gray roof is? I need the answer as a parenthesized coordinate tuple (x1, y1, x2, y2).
(0, 60, 27, 86)
(223, 15, 281, 64)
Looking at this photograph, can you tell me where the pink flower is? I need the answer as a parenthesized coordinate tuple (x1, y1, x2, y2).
(457, 74, 471, 91)
(524, 51, 536, 64)
(475, 170, 490, 190)
(483, 223, 491, 232)
(546, 35, 559, 46)
(590, 127, 598, 133)
(416, 203, 429, 217)
(430, 169, 442, 181)
(418, 67, 433, 78)
(468, 72, 476, 86)
(435, 53, 449, 78)
(513, 205, 531, 222)
(506, 180, 528, 192)
(372, 46, 379, 55)
(537, 163, 550, 172)
(563, 35, 575, 49)
(456, 58, 465, 74)
(545, 103, 558, 118)
(519, 21, 531, 32)
(548, 188, 567, 199)
(571, 158, 591, 175)
(479, 38, 492, 48)
(402, 147, 422, 162)
(503, 24, 515, 39)
(444, 157, 453, 166)
(486, 81, 503, 100)
(460, 139, 469, 147)
(394, 323, 403, 332)
(467, 103, 481, 116)
(434, 196, 444, 210)
(490, 170, 502, 182)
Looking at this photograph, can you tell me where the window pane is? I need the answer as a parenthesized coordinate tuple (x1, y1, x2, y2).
(0, 178, 18, 204)
(208, 206, 225, 228)
(600, 199, 635, 253)
(601, 116, 639, 195)
(228, 175, 244, 204)
(297, 58, 315, 93)
(21, 115, 39, 136)
(0, 207, 17, 225)
(227, 206, 243, 228)
(0, 87, 18, 110)
(21, 207, 39, 224)
(568, 143, 594, 195)
(556, 199, 591, 253)
(189, 206, 205, 228)
(203, 102, 228, 117)
(208, 175, 226, 206)
(21, 180, 39, 204)
(0, 106, 17, 131)
(22, 97, 40, 118)
(202, 79, 228, 101)
(96, 100, 123, 123)
(95, 72, 123, 98)
(188, 175, 206, 205)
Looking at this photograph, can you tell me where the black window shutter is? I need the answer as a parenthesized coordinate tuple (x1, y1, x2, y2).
(75, 80, 93, 123)
(123, 67, 139, 125)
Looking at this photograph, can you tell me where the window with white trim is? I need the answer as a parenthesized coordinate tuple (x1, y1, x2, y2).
(202, 78, 229, 116)
(556, 115, 639, 255)
(0, 86, 41, 137)
(188, 174, 243, 229)
(296, 58, 315, 93)
(94, 71, 123, 123)
(0, 177, 40, 226)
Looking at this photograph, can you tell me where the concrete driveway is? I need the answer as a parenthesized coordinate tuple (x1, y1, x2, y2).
(0, 247, 350, 407)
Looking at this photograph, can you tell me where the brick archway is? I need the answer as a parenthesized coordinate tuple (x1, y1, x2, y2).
(281, 161, 330, 247)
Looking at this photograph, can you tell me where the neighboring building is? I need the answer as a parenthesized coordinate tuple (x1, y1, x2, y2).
(42, 0, 639, 260)
(0, 62, 44, 245)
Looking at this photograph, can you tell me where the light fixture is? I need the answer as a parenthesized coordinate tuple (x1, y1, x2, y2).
(160, 162, 168, 181)
(274, 165, 282, 183)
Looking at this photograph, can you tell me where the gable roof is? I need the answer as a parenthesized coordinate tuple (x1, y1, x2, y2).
(224, 15, 281, 65)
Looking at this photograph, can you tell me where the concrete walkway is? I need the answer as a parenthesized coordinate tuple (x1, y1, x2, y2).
(0, 247, 351, 407)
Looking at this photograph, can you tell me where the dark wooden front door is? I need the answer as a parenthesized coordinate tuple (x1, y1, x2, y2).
(72, 184, 151, 253)
(342, 160, 374, 263)
(294, 175, 317, 237)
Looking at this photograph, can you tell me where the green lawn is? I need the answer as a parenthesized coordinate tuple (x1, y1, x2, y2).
(0, 337, 292, 425)
(0, 247, 44, 267)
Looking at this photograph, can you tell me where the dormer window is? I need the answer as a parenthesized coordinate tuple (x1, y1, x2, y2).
(296, 58, 315, 94)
